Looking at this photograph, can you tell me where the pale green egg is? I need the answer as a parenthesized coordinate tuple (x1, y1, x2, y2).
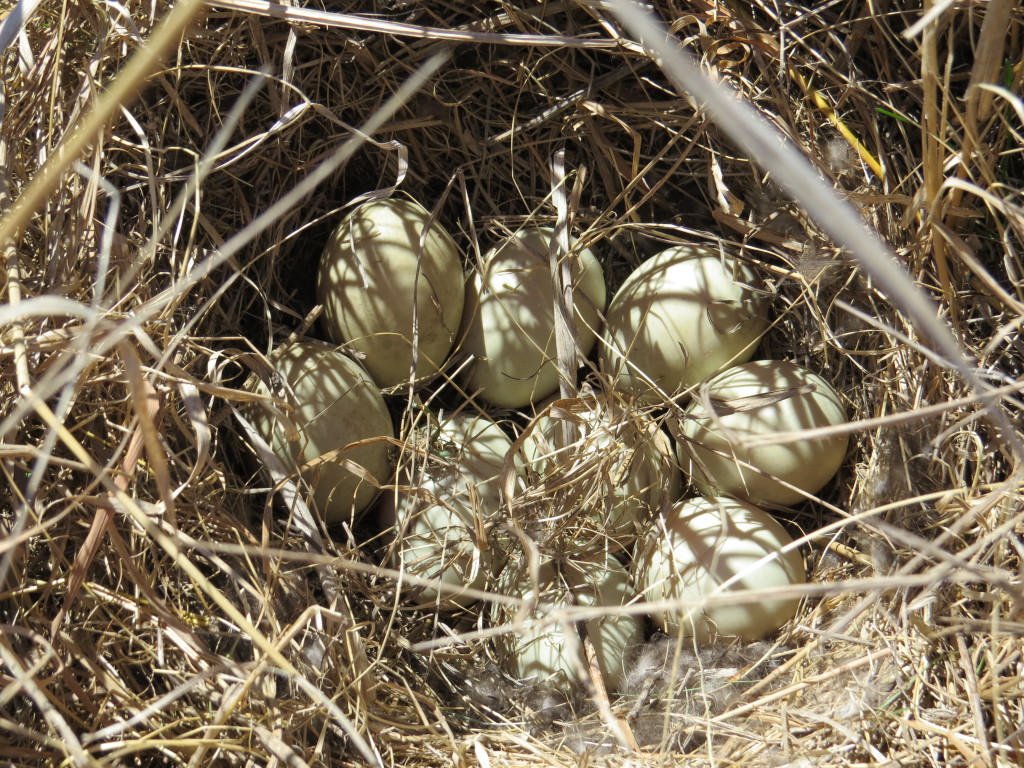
(601, 245, 767, 403)
(675, 359, 848, 507)
(380, 411, 518, 609)
(317, 198, 465, 389)
(460, 227, 606, 408)
(495, 551, 642, 691)
(632, 496, 805, 640)
(521, 395, 681, 549)
(249, 342, 395, 525)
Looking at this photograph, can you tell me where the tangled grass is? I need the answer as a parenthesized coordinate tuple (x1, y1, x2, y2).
(2, 0, 1023, 765)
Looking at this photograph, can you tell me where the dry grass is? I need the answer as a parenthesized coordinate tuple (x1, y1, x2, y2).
(2, 0, 1024, 766)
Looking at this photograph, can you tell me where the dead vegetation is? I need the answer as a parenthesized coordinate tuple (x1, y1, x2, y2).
(2, 0, 1023, 766)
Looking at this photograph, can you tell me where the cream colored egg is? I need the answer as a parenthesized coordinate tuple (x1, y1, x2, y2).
(675, 359, 848, 507)
(460, 227, 606, 408)
(495, 551, 642, 691)
(521, 395, 681, 547)
(601, 245, 767, 403)
(380, 412, 518, 609)
(633, 497, 805, 640)
(249, 342, 394, 525)
(316, 198, 465, 389)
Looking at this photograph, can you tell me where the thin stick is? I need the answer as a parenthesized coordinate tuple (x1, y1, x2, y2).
(206, 0, 615, 48)
(919, 0, 957, 325)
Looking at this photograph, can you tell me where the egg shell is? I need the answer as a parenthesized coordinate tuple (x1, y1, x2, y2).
(521, 396, 682, 548)
(249, 342, 395, 525)
(380, 412, 518, 609)
(675, 359, 848, 507)
(632, 496, 805, 640)
(600, 245, 768, 403)
(316, 198, 465, 389)
(495, 551, 642, 691)
(460, 227, 606, 408)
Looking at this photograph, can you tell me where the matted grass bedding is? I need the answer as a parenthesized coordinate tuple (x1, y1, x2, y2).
(1, 0, 1023, 765)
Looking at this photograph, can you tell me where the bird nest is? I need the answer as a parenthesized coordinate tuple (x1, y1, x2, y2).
(1, 1, 1023, 766)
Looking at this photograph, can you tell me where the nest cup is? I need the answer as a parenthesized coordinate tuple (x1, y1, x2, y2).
(3, 1, 1023, 766)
